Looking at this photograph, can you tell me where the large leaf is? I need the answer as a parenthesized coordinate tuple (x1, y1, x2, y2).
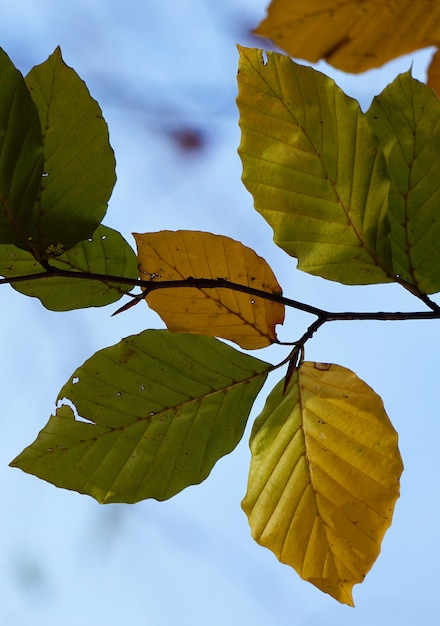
(242, 362, 403, 606)
(24, 48, 116, 254)
(134, 230, 285, 349)
(367, 72, 440, 294)
(237, 47, 393, 286)
(0, 48, 44, 248)
(255, 0, 440, 74)
(0, 225, 138, 310)
(11, 331, 270, 503)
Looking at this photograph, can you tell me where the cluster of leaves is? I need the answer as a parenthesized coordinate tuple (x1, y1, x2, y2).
(2, 2, 440, 607)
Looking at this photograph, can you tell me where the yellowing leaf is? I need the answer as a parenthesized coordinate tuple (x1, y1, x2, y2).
(133, 230, 284, 350)
(255, 0, 440, 73)
(237, 47, 393, 286)
(367, 72, 440, 294)
(242, 362, 403, 605)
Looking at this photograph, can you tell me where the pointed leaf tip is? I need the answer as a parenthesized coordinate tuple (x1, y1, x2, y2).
(243, 362, 403, 604)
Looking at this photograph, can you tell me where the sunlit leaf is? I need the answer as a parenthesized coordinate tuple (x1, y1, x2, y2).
(242, 362, 403, 605)
(427, 49, 440, 96)
(25, 47, 116, 254)
(0, 225, 138, 310)
(237, 47, 393, 286)
(0, 48, 43, 249)
(134, 230, 285, 349)
(11, 331, 270, 503)
(255, 0, 440, 73)
(367, 72, 440, 294)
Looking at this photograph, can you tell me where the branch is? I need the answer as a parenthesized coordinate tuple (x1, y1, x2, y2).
(1, 267, 440, 322)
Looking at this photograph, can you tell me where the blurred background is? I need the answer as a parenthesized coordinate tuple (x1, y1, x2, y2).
(0, 1, 438, 624)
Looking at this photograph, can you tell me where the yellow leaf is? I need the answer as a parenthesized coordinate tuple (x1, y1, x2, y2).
(427, 49, 440, 97)
(242, 362, 403, 605)
(133, 231, 284, 350)
(255, 0, 440, 73)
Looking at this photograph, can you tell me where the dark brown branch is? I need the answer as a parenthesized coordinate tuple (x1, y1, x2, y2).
(1, 267, 440, 322)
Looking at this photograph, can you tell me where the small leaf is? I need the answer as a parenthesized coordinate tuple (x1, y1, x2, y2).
(367, 72, 440, 294)
(255, 0, 440, 73)
(0, 225, 138, 310)
(134, 230, 285, 349)
(25, 47, 116, 254)
(237, 47, 393, 286)
(11, 331, 270, 503)
(242, 362, 403, 605)
(0, 48, 44, 248)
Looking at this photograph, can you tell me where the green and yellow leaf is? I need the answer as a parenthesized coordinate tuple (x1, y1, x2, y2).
(25, 47, 116, 254)
(367, 72, 440, 294)
(242, 362, 403, 605)
(11, 331, 270, 503)
(134, 230, 285, 349)
(0, 225, 138, 310)
(255, 0, 440, 74)
(0, 48, 43, 249)
(237, 47, 393, 286)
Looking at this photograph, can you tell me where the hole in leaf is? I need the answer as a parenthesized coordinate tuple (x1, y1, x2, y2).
(57, 398, 95, 424)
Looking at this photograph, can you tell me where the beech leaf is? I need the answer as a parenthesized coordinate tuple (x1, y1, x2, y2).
(11, 331, 270, 503)
(242, 362, 403, 606)
(0, 48, 44, 248)
(0, 225, 138, 310)
(25, 47, 116, 254)
(367, 72, 440, 294)
(134, 230, 285, 349)
(255, 0, 440, 74)
(237, 47, 393, 286)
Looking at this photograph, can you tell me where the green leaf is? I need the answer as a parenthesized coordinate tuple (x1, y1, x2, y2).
(242, 362, 403, 605)
(0, 225, 138, 310)
(367, 72, 440, 294)
(24, 47, 116, 254)
(0, 48, 44, 248)
(237, 47, 393, 285)
(11, 331, 270, 503)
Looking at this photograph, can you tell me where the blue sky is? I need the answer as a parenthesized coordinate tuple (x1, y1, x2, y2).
(0, 2, 439, 624)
